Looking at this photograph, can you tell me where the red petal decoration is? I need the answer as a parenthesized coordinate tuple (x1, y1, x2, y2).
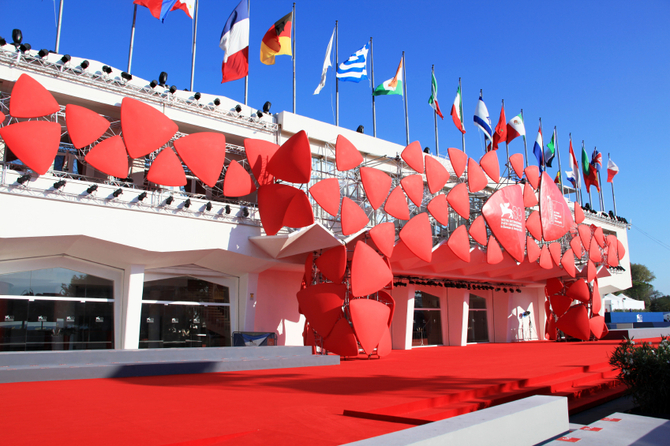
(607, 239, 619, 267)
(587, 260, 597, 283)
(589, 315, 607, 339)
(482, 185, 526, 263)
(401, 141, 425, 173)
(296, 283, 346, 338)
(469, 215, 488, 245)
(401, 174, 425, 207)
(526, 210, 543, 240)
(589, 237, 602, 263)
(479, 150, 500, 183)
(565, 279, 590, 303)
(323, 317, 359, 357)
(174, 132, 226, 188)
(425, 155, 449, 193)
(267, 130, 311, 183)
(549, 242, 562, 267)
(384, 186, 410, 220)
(349, 299, 391, 355)
(341, 197, 369, 235)
(244, 139, 279, 186)
(360, 167, 392, 210)
(84, 135, 129, 178)
(309, 178, 340, 216)
(467, 158, 488, 193)
(574, 204, 585, 224)
(592, 280, 602, 315)
(523, 182, 538, 208)
(527, 236, 541, 263)
(561, 248, 577, 278)
(556, 304, 590, 341)
(510, 153, 525, 178)
(376, 327, 393, 357)
(546, 277, 563, 296)
(539, 245, 553, 270)
(447, 182, 470, 219)
(0, 121, 62, 175)
(0, 111, 4, 123)
(257, 184, 299, 236)
(524, 166, 540, 189)
(593, 226, 605, 248)
(617, 239, 626, 260)
(315, 245, 347, 283)
(427, 194, 450, 226)
(9, 74, 60, 118)
(121, 97, 178, 158)
(399, 213, 433, 262)
(335, 134, 363, 171)
(550, 294, 573, 317)
(65, 104, 110, 149)
(578, 225, 592, 252)
(545, 299, 552, 318)
(351, 241, 393, 297)
(146, 149, 186, 186)
(487, 236, 504, 264)
(448, 147, 467, 178)
(223, 160, 257, 197)
(546, 317, 557, 340)
(447, 225, 471, 262)
(369, 222, 396, 258)
(540, 172, 575, 241)
(377, 290, 396, 327)
(283, 190, 315, 229)
(570, 235, 584, 258)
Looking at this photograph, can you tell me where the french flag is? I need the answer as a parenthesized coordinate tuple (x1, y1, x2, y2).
(220, 0, 249, 83)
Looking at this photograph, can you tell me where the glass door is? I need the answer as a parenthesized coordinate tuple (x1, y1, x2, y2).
(467, 294, 489, 343)
(412, 291, 443, 346)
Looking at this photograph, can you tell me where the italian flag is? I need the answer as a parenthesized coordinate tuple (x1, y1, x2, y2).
(505, 113, 525, 144)
(451, 85, 466, 133)
(373, 58, 403, 96)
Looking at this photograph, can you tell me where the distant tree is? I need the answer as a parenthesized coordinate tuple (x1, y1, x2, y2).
(623, 264, 657, 308)
(650, 296, 670, 313)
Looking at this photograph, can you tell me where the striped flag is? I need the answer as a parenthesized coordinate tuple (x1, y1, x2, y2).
(428, 72, 443, 119)
(336, 43, 369, 83)
(473, 94, 492, 140)
(532, 124, 544, 172)
(134, 0, 191, 21)
(260, 11, 293, 65)
(219, 0, 249, 83)
(566, 139, 580, 188)
(544, 132, 556, 168)
(451, 84, 466, 134)
(607, 158, 619, 182)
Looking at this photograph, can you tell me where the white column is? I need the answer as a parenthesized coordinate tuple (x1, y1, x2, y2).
(391, 284, 415, 350)
(238, 273, 259, 332)
(491, 290, 510, 343)
(446, 288, 469, 346)
(119, 264, 145, 349)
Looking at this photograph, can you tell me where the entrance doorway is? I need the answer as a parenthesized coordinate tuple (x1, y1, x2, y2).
(467, 294, 489, 343)
(412, 291, 443, 346)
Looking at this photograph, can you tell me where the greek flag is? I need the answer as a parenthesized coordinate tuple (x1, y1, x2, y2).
(336, 43, 369, 83)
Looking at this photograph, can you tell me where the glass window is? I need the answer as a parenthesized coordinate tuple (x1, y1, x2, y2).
(0, 268, 113, 298)
(142, 277, 229, 303)
(413, 291, 442, 346)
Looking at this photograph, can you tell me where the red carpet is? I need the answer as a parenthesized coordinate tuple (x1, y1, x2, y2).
(0, 340, 651, 446)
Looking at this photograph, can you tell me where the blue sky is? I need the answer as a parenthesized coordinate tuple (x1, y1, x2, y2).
(2, 0, 669, 294)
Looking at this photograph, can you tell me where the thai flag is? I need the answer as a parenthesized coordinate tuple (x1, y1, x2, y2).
(220, 0, 249, 83)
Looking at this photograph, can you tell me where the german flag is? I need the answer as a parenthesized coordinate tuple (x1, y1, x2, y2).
(260, 11, 293, 65)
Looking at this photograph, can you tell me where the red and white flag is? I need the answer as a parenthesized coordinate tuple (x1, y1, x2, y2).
(607, 158, 619, 182)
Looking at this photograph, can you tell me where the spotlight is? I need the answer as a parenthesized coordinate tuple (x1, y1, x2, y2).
(423, 147, 431, 154)
(121, 71, 132, 81)
(214, 98, 221, 106)
(183, 198, 191, 208)
(256, 110, 263, 118)
(60, 54, 71, 64)
(609, 210, 615, 219)
(503, 288, 508, 293)
(53, 180, 66, 190)
(19, 43, 31, 53)
(137, 192, 147, 201)
(194, 92, 201, 100)
(0, 37, 6, 46)
(165, 196, 174, 205)
(12, 29, 22, 46)
(158, 71, 168, 86)
(79, 60, 89, 69)
(102, 65, 112, 74)
(235, 104, 242, 113)
(225, 205, 231, 214)
(169, 85, 177, 94)
(584, 203, 591, 211)
(205, 201, 212, 211)
(112, 188, 123, 198)
(38, 49, 49, 58)
(517, 288, 521, 293)
(262, 101, 271, 113)
(356, 125, 364, 133)
(243, 207, 249, 217)
(86, 184, 98, 194)
(495, 287, 501, 292)
(16, 174, 31, 184)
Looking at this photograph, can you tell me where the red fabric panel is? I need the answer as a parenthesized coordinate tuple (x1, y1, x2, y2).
(384, 186, 410, 220)
(335, 134, 363, 171)
(467, 158, 488, 193)
(309, 178, 341, 216)
(223, 160, 257, 197)
(540, 172, 574, 242)
(349, 299, 391, 355)
(360, 167, 392, 210)
(399, 213, 432, 263)
(296, 283, 346, 338)
(425, 155, 449, 193)
(369, 222, 396, 258)
(400, 174, 424, 207)
(479, 150, 500, 183)
(469, 215, 488, 246)
(549, 242, 562, 267)
(9, 74, 60, 118)
(323, 317, 359, 357)
(401, 141, 425, 174)
(526, 210, 542, 240)
(509, 153, 525, 178)
(487, 236, 504, 265)
(0, 121, 61, 175)
(244, 138, 279, 186)
(561, 248, 577, 278)
(427, 194, 450, 226)
(524, 166, 540, 189)
(447, 147, 467, 178)
(523, 182, 538, 208)
(174, 132, 226, 188)
(556, 304, 590, 341)
(267, 130, 311, 183)
(539, 244, 553, 270)
(341, 197, 369, 236)
(526, 236, 540, 263)
(121, 97, 178, 158)
(146, 149, 186, 186)
(350, 241, 392, 297)
(315, 245, 347, 283)
(65, 104, 110, 149)
(447, 182, 469, 219)
(447, 225, 470, 262)
(85, 135, 129, 178)
(482, 185, 526, 263)
(565, 279, 590, 304)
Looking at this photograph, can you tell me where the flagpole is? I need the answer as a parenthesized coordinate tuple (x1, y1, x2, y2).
(55, 0, 64, 53)
(503, 100, 510, 180)
(555, 126, 564, 196)
(335, 21, 339, 126)
(596, 147, 605, 212)
(189, 0, 199, 91)
(127, 4, 138, 73)
(609, 152, 618, 216)
(521, 109, 528, 168)
(370, 37, 376, 137)
(539, 117, 544, 172)
(480, 89, 485, 156)
(433, 65, 439, 156)
(459, 77, 466, 155)
(584, 140, 593, 207)
(292, 2, 296, 114)
(244, 0, 250, 105)
(402, 52, 409, 146)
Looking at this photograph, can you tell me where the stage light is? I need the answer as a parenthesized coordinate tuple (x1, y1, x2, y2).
(183, 199, 191, 208)
(356, 125, 364, 133)
(165, 196, 174, 205)
(38, 49, 49, 58)
(0, 37, 6, 46)
(517, 289, 521, 293)
(121, 71, 132, 81)
(137, 192, 147, 201)
(169, 85, 177, 94)
(158, 71, 168, 86)
(86, 184, 98, 194)
(19, 43, 31, 53)
(424, 147, 431, 154)
(235, 104, 242, 112)
(225, 205, 231, 214)
(495, 287, 501, 292)
(205, 201, 212, 211)
(60, 54, 71, 64)
(16, 174, 31, 184)
(150, 80, 158, 89)
(112, 188, 123, 198)
(12, 29, 22, 45)
(194, 92, 201, 100)
(102, 65, 112, 74)
(609, 210, 615, 219)
(243, 207, 249, 217)
(80, 60, 89, 69)
(53, 180, 66, 190)
(503, 288, 508, 293)
(256, 110, 263, 118)
(262, 101, 271, 113)
(214, 98, 221, 106)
